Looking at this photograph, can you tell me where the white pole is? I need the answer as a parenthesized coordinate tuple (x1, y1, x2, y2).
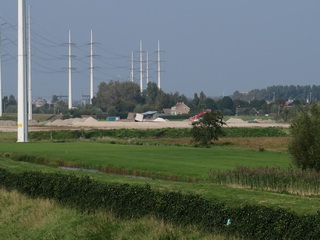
(27, 5, 32, 120)
(90, 30, 94, 104)
(17, 0, 28, 142)
(140, 40, 143, 93)
(0, 22, 2, 117)
(131, 51, 134, 82)
(68, 30, 72, 109)
(157, 40, 161, 89)
(146, 51, 149, 86)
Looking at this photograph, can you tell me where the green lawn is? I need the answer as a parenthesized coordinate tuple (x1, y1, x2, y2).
(1, 141, 319, 215)
(0, 141, 290, 179)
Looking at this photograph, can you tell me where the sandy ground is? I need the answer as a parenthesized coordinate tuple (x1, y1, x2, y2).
(0, 117, 290, 133)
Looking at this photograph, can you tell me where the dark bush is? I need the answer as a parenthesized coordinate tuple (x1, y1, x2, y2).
(289, 104, 320, 171)
(0, 168, 319, 239)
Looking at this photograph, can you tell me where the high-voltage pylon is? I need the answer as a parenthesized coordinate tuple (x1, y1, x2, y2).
(157, 40, 161, 89)
(67, 30, 76, 109)
(89, 30, 94, 104)
(139, 40, 143, 93)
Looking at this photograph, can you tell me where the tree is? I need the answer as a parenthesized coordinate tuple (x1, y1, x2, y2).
(8, 95, 17, 106)
(191, 93, 200, 112)
(199, 91, 207, 110)
(217, 96, 234, 115)
(51, 95, 59, 103)
(288, 104, 320, 171)
(205, 97, 218, 110)
(145, 82, 159, 106)
(191, 111, 225, 146)
(96, 81, 142, 112)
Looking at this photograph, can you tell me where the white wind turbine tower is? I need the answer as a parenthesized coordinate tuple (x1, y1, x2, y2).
(0, 20, 3, 117)
(17, 0, 28, 142)
(27, 5, 32, 120)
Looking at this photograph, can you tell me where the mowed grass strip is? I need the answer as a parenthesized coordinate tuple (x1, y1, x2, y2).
(0, 142, 290, 179)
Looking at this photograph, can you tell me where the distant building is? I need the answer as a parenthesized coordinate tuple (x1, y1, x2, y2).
(170, 102, 190, 115)
(33, 98, 47, 108)
(163, 108, 171, 115)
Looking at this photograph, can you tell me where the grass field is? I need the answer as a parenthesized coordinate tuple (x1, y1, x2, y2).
(1, 129, 320, 239)
(0, 141, 290, 179)
(1, 139, 319, 215)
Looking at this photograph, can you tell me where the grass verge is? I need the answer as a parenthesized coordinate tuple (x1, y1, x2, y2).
(0, 157, 319, 215)
(0, 188, 235, 240)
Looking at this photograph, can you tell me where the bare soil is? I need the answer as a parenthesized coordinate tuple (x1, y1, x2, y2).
(0, 118, 290, 133)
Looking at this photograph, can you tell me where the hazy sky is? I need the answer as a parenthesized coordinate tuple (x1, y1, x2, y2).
(1, 0, 320, 101)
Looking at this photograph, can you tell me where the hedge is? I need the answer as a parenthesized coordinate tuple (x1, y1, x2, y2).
(223, 127, 288, 137)
(0, 168, 318, 239)
(29, 127, 288, 141)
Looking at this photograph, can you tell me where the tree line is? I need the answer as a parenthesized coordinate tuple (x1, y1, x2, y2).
(2, 83, 319, 119)
(233, 85, 320, 102)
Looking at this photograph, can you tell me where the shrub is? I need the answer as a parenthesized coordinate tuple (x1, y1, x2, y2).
(288, 104, 320, 171)
(0, 168, 320, 239)
(191, 111, 226, 146)
(222, 127, 287, 137)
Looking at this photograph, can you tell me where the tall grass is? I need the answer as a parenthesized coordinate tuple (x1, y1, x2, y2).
(0, 188, 238, 240)
(209, 166, 320, 196)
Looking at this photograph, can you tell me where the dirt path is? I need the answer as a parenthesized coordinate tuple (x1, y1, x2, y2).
(0, 118, 290, 133)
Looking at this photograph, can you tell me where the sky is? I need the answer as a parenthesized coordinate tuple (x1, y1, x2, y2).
(1, 0, 320, 101)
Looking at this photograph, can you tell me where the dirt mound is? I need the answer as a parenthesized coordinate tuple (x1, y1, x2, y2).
(73, 117, 99, 127)
(84, 117, 98, 123)
(28, 120, 39, 125)
(226, 118, 246, 124)
(153, 118, 167, 122)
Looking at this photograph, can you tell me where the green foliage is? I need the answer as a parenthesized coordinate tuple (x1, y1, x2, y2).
(0, 168, 320, 240)
(232, 85, 320, 102)
(209, 166, 320, 196)
(0, 189, 230, 240)
(223, 127, 288, 137)
(96, 81, 142, 112)
(289, 104, 320, 171)
(28, 127, 288, 143)
(191, 111, 226, 146)
(29, 128, 192, 140)
(62, 108, 82, 119)
(217, 97, 234, 114)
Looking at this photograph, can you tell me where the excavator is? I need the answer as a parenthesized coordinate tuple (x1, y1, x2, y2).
(188, 110, 211, 121)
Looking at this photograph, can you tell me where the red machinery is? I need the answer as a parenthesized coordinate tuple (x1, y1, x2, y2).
(189, 110, 211, 121)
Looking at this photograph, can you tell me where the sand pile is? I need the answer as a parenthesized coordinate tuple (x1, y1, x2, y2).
(28, 120, 39, 125)
(226, 118, 246, 124)
(45, 119, 63, 126)
(45, 118, 85, 127)
(73, 117, 99, 127)
(153, 118, 167, 122)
